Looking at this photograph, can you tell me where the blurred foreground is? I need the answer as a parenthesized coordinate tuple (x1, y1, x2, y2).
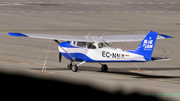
(1, 71, 163, 101)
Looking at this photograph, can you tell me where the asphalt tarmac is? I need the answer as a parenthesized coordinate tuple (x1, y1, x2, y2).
(0, 0, 180, 100)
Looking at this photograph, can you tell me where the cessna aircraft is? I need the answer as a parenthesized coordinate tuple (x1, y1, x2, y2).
(8, 31, 172, 72)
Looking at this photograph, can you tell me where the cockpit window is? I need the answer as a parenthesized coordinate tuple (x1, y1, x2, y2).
(73, 41, 76, 45)
(74, 41, 97, 49)
(77, 42, 86, 48)
(70, 41, 76, 45)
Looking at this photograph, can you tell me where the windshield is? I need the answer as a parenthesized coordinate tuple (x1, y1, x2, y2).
(76, 42, 96, 49)
(77, 42, 86, 48)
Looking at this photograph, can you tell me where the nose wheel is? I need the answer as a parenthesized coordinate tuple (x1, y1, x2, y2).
(67, 63, 78, 72)
(67, 61, 78, 72)
(72, 64, 78, 72)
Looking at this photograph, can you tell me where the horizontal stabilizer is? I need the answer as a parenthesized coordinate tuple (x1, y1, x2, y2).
(151, 57, 171, 61)
(158, 34, 173, 38)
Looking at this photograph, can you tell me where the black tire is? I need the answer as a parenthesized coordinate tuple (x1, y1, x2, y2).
(67, 63, 72, 70)
(101, 64, 108, 72)
(72, 64, 78, 72)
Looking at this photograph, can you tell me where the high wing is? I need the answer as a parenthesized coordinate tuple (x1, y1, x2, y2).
(8, 31, 172, 42)
(8, 33, 98, 42)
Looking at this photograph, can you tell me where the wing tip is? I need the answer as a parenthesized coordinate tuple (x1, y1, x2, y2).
(8, 32, 28, 37)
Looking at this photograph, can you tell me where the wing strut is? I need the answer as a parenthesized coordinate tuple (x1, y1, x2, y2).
(59, 45, 76, 61)
(100, 31, 106, 39)
(86, 31, 92, 38)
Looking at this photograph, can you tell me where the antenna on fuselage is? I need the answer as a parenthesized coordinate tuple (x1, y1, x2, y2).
(100, 31, 107, 39)
(86, 31, 92, 39)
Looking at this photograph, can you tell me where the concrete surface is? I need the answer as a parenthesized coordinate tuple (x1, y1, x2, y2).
(0, 0, 180, 100)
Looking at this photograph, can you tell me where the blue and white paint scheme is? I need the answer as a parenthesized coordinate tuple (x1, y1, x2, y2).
(8, 30, 173, 72)
(58, 42, 146, 62)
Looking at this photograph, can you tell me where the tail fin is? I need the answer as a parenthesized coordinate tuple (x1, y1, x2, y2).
(135, 31, 158, 61)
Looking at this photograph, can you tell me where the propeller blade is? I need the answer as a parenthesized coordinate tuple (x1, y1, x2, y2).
(54, 40, 60, 44)
(59, 52, 62, 63)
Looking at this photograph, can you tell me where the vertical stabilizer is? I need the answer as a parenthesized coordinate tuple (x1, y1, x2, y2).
(135, 31, 158, 61)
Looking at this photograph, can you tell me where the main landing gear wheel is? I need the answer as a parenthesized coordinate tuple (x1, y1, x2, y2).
(101, 64, 108, 72)
(67, 63, 72, 70)
(72, 64, 78, 72)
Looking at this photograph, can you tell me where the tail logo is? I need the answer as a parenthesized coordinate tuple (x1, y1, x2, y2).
(143, 37, 153, 50)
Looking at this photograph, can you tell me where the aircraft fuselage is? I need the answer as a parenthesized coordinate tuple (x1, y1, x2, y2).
(58, 41, 146, 62)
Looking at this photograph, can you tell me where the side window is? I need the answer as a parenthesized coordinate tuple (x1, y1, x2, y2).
(87, 43, 96, 49)
(98, 42, 109, 48)
(98, 43, 103, 48)
(91, 45, 96, 49)
(77, 42, 86, 48)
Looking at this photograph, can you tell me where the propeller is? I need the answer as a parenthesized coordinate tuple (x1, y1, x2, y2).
(59, 52, 62, 63)
(54, 40, 62, 63)
(54, 40, 75, 62)
(54, 40, 60, 44)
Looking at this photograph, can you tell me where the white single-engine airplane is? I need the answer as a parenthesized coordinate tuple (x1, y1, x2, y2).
(8, 31, 172, 72)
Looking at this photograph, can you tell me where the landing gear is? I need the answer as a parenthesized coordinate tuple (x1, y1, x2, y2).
(101, 64, 108, 72)
(72, 64, 78, 72)
(67, 61, 79, 72)
(67, 63, 72, 70)
(67, 63, 78, 72)
(67, 61, 108, 72)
